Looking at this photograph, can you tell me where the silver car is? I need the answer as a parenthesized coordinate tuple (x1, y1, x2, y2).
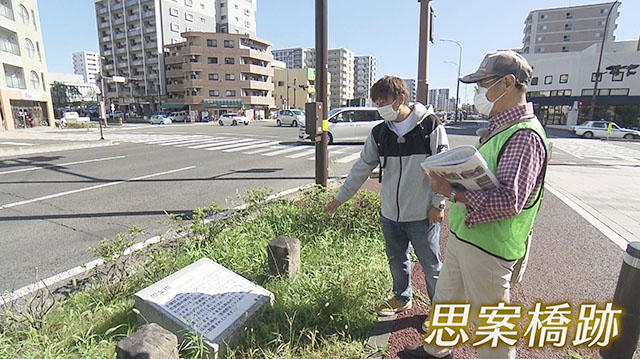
(276, 109, 305, 127)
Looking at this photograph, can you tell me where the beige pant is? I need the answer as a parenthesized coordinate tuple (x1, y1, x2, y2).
(423, 236, 516, 359)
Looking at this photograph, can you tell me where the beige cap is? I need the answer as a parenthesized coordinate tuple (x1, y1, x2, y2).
(460, 50, 533, 84)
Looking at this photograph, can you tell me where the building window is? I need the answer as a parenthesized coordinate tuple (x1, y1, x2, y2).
(4, 65, 26, 89)
(599, 89, 610, 96)
(208, 73, 218, 80)
(220, 2, 225, 7)
(209, 89, 219, 96)
(185, 26, 194, 32)
(537, 36, 544, 41)
(244, 8, 250, 16)
(226, 90, 236, 96)
(277, 81, 284, 86)
(184, 0, 193, 7)
(611, 88, 629, 96)
(208, 57, 218, 64)
(169, 7, 179, 17)
(29, 70, 39, 89)
(170, 23, 180, 32)
(537, 47, 545, 53)
(566, 12, 573, 19)
(600, 8, 608, 14)
(220, 15, 226, 20)
(18, 4, 28, 24)
(540, 14, 547, 19)
(595, 32, 603, 38)
(531, 77, 538, 86)
(544, 75, 552, 84)
(185, 12, 193, 21)
(200, 3, 205, 9)
(207, 39, 217, 47)
(224, 40, 234, 48)
(563, 35, 570, 42)
(581, 89, 594, 96)
(559, 74, 568, 83)
(564, 24, 572, 30)
(612, 72, 623, 82)
(225, 73, 235, 81)
(224, 57, 234, 64)
(30, 9, 37, 31)
(24, 38, 35, 58)
(597, 20, 605, 26)
(234, 4, 238, 9)
(201, 17, 206, 24)
(591, 72, 603, 82)
(539, 25, 547, 30)
(244, 21, 251, 28)
(562, 46, 569, 52)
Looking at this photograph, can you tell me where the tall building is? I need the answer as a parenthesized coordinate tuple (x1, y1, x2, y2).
(404, 79, 416, 103)
(216, 0, 257, 37)
(522, 2, 621, 54)
(428, 88, 450, 111)
(0, 0, 55, 131)
(164, 32, 274, 119)
(271, 47, 314, 69)
(354, 55, 376, 106)
(94, 0, 217, 114)
(72, 50, 101, 84)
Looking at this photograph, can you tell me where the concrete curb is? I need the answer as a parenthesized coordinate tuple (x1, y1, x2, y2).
(0, 140, 116, 158)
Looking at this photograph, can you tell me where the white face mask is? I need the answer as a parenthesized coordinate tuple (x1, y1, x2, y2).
(377, 99, 400, 122)
(473, 78, 507, 117)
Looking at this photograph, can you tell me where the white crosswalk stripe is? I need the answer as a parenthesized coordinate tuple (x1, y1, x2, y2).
(173, 137, 227, 147)
(158, 136, 213, 146)
(286, 148, 316, 158)
(262, 146, 305, 157)
(205, 139, 271, 151)
(223, 140, 280, 152)
(188, 138, 244, 149)
(335, 152, 362, 163)
(244, 146, 281, 154)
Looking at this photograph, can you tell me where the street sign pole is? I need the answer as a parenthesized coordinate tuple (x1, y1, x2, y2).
(315, 0, 328, 187)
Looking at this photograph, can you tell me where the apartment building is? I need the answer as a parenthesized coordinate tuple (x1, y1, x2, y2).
(428, 88, 450, 111)
(403, 79, 416, 103)
(271, 47, 314, 69)
(72, 50, 101, 84)
(0, 0, 54, 131)
(522, 2, 620, 54)
(216, 0, 256, 37)
(164, 32, 274, 119)
(272, 65, 330, 110)
(354, 55, 376, 106)
(94, 0, 217, 114)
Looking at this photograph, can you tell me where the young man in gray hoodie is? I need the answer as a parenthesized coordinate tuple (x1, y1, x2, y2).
(324, 76, 449, 315)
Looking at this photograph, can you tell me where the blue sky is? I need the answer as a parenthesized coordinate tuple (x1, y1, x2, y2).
(38, 0, 639, 104)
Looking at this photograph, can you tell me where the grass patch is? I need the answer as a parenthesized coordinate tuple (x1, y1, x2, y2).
(0, 186, 389, 358)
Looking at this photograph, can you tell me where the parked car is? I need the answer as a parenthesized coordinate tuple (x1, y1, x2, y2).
(62, 111, 90, 124)
(150, 114, 172, 125)
(276, 109, 305, 127)
(298, 107, 383, 144)
(570, 120, 640, 139)
(168, 110, 188, 122)
(218, 113, 250, 126)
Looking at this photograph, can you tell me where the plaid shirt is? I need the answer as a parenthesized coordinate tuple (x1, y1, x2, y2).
(464, 103, 546, 228)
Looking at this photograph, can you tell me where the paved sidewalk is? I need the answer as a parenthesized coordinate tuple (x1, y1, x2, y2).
(0, 127, 115, 158)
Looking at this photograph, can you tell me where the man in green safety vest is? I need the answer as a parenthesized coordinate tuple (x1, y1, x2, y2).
(404, 51, 549, 359)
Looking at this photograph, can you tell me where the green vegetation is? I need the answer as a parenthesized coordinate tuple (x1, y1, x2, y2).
(0, 187, 389, 358)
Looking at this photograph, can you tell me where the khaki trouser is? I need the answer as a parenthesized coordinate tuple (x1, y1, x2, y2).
(423, 236, 517, 359)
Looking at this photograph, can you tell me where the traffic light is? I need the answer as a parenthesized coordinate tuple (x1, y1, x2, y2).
(578, 101, 583, 107)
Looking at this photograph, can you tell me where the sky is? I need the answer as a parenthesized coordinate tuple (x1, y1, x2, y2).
(38, 0, 640, 104)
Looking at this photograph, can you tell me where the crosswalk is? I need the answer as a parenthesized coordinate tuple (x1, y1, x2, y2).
(50, 133, 365, 164)
(551, 138, 640, 164)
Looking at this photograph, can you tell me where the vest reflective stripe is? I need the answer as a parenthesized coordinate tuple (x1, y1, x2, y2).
(449, 119, 549, 261)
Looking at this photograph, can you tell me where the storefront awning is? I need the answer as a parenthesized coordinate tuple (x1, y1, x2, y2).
(203, 98, 243, 109)
(160, 103, 186, 109)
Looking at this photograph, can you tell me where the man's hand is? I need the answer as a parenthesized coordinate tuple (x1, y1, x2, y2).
(428, 206, 444, 227)
(324, 199, 342, 214)
(424, 171, 453, 197)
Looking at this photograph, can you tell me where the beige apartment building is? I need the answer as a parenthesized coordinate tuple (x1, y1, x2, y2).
(164, 32, 274, 119)
(272, 65, 330, 110)
(522, 2, 620, 54)
(0, 0, 54, 131)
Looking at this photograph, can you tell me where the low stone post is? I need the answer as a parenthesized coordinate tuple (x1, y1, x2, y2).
(267, 236, 301, 277)
(116, 323, 178, 359)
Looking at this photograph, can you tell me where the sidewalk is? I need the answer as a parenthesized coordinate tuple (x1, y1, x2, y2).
(358, 176, 638, 359)
(0, 127, 115, 158)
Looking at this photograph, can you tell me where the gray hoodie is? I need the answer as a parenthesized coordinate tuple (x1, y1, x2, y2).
(335, 103, 448, 222)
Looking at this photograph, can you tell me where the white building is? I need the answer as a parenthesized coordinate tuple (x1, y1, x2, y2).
(72, 50, 101, 84)
(404, 79, 416, 103)
(522, 2, 620, 54)
(271, 47, 314, 69)
(216, 0, 256, 37)
(354, 55, 376, 106)
(0, 0, 55, 131)
(94, 0, 218, 114)
(524, 40, 640, 127)
(428, 88, 450, 111)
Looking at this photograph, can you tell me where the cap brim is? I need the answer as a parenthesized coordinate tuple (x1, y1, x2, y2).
(459, 71, 495, 84)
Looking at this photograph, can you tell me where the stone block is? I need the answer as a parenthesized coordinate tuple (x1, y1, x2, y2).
(267, 236, 301, 277)
(116, 323, 178, 359)
(134, 258, 274, 359)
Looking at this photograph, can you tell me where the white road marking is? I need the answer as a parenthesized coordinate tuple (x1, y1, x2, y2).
(262, 146, 304, 156)
(0, 141, 37, 146)
(223, 140, 279, 152)
(0, 156, 127, 176)
(244, 146, 280, 154)
(205, 139, 271, 151)
(334, 152, 362, 163)
(188, 139, 244, 149)
(173, 137, 227, 147)
(157, 136, 211, 146)
(0, 166, 195, 210)
(286, 148, 316, 158)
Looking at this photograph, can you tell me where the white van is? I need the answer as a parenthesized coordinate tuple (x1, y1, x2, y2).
(298, 107, 382, 144)
(168, 110, 188, 122)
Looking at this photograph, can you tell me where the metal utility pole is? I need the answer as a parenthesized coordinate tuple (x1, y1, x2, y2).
(587, 0, 618, 122)
(441, 38, 462, 122)
(417, 0, 432, 105)
(315, 0, 328, 187)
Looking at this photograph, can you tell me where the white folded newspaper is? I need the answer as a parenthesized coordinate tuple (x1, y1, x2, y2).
(421, 145, 500, 191)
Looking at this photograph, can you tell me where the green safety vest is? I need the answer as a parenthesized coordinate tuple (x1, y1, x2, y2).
(449, 118, 549, 261)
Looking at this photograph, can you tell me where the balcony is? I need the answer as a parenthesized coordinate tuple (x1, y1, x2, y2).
(126, 0, 138, 6)
(114, 33, 125, 40)
(128, 14, 139, 22)
(144, 26, 155, 34)
(104, 49, 112, 56)
(241, 80, 273, 91)
(116, 47, 127, 54)
(145, 41, 156, 48)
(102, 35, 111, 42)
(165, 69, 184, 78)
(167, 83, 184, 92)
(114, 18, 124, 25)
(243, 64, 271, 76)
(183, 79, 206, 88)
(143, 10, 154, 18)
(129, 28, 140, 36)
(100, 22, 110, 29)
(112, 2, 123, 10)
(130, 44, 142, 51)
(104, 64, 114, 70)
(247, 49, 273, 62)
(98, 7, 108, 14)
(241, 95, 274, 106)
(147, 57, 158, 64)
(164, 56, 182, 65)
(132, 59, 143, 66)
